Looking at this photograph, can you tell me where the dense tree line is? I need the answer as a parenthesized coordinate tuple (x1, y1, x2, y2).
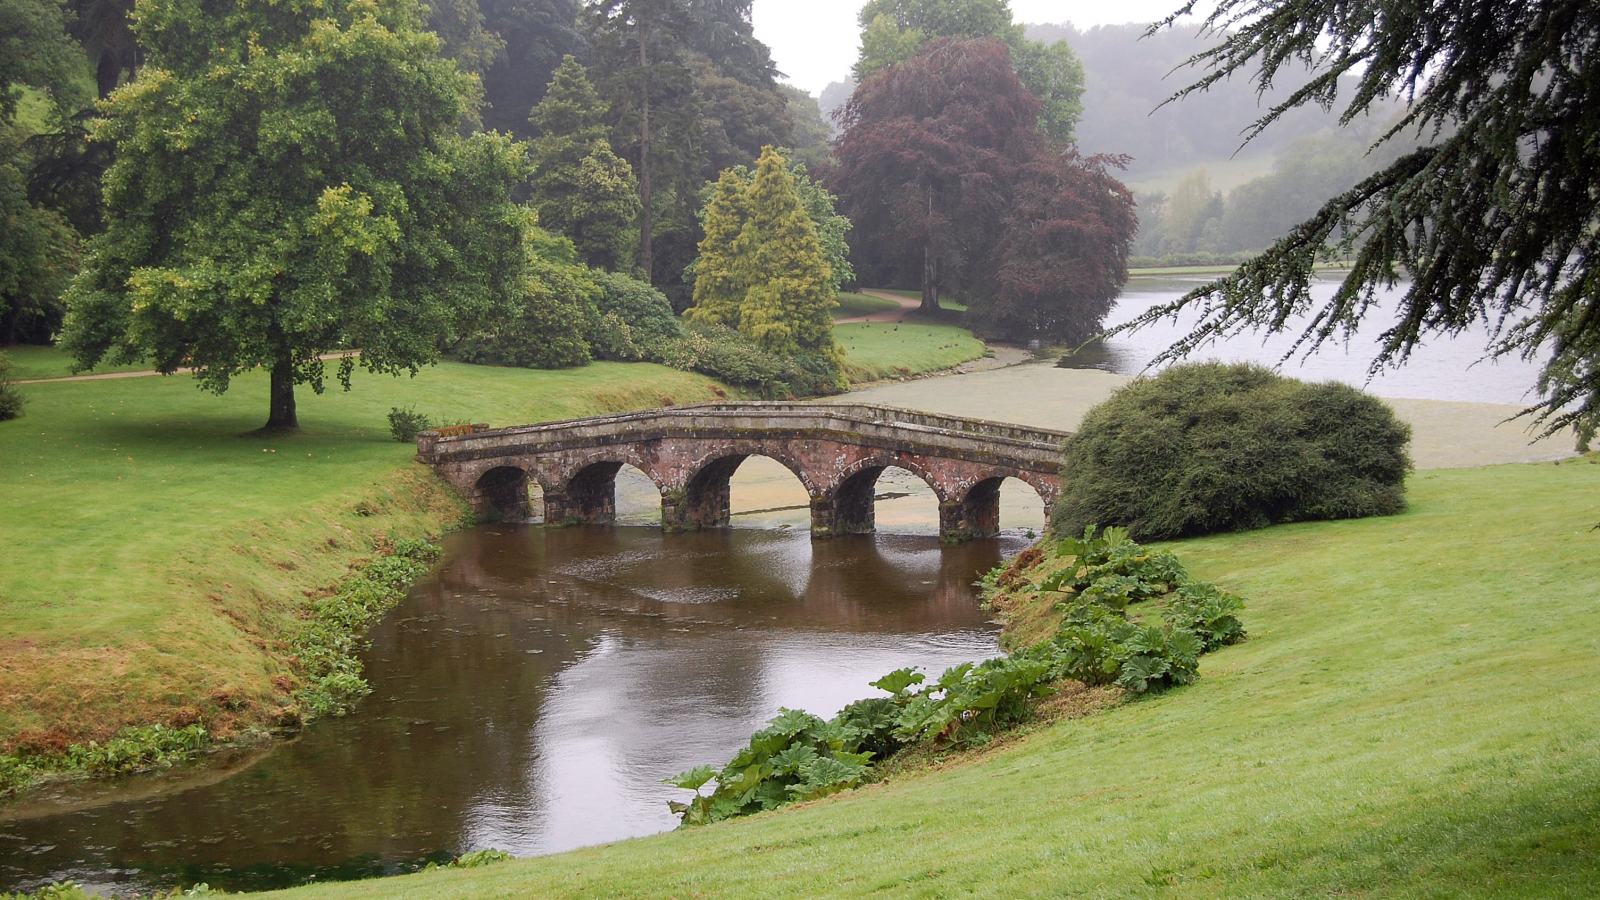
(5, 0, 1161, 421)
(1131, 127, 1414, 259)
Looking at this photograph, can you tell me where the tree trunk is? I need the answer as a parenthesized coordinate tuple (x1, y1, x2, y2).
(266, 356, 298, 431)
(638, 33, 653, 283)
(921, 246, 940, 314)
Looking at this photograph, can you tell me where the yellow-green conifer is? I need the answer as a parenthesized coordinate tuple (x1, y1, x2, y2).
(686, 169, 752, 327)
(734, 148, 838, 360)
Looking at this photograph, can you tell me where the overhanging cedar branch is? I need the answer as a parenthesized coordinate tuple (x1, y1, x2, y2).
(1110, 0, 1600, 436)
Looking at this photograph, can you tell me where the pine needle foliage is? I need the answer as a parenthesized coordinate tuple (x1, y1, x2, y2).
(1122, 0, 1600, 440)
(527, 56, 641, 271)
(687, 146, 845, 390)
(1052, 362, 1412, 541)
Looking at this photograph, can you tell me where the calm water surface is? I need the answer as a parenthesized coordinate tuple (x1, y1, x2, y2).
(1, 468, 1036, 895)
(1062, 274, 1547, 405)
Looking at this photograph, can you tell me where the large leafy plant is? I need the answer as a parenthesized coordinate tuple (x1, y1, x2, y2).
(668, 526, 1247, 826)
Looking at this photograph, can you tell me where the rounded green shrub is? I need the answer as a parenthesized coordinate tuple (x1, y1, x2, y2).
(0, 352, 25, 421)
(588, 271, 683, 361)
(1051, 362, 1412, 540)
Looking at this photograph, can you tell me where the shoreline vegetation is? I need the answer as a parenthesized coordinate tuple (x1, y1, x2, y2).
(4, 335, 1599, 897)
(250, 457, 1599, 900)
(0, 318, 990, 798)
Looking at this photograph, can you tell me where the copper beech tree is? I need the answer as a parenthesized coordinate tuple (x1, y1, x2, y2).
(831, 37, 1135, 344)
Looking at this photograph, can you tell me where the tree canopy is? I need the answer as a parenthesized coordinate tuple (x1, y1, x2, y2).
(833, 36, 1133, 342)
(852, 0, 1084, 142)
(1, 0, 88, 343)
(528, 55, 641, 270)
(1125, 0, 1600, 436)
(688, 146, 844, 388)
(61, 0, 538, 430)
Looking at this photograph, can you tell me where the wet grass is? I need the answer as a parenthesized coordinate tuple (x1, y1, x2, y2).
(0, 358, 727, 745)
(831, 293, 902, 319)
(2, 344, 153, 380)
(866, 288, 968, 312)
(837, 322, 986, 383)
(254, 459, 1600, 899)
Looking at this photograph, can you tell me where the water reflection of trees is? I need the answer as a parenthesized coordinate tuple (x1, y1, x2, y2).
(2, 525, 1011, 894)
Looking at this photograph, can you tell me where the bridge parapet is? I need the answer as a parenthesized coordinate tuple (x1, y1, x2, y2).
(416, 402, 1069, 542)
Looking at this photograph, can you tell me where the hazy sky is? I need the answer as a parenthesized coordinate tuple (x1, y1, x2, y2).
(751, 0, 1193, 96)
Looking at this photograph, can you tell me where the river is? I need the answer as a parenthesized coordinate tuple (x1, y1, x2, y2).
(0, 273, 1558, 896)
(0, 480, 1038, 896)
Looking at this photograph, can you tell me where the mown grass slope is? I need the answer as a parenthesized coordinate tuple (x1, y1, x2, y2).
(0, 356, 727, 745)
(837, 322, 985, 382)
(257, 459, 1600, 899)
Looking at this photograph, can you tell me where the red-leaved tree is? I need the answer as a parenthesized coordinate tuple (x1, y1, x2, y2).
(976, 150, 1137, 343)
(831, 36, 1136, 342)
(830, 37, 1040, 313)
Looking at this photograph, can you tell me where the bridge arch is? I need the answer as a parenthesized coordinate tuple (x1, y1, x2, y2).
(473, 465, 532, 521)
(542, 451, 668, 526)
(939, 472, 1057, 541)
(821, 455, 946, 536)
(669, 449, 816, 532)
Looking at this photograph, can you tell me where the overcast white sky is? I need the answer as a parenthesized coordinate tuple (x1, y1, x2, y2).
(752, 0, 1192, 96)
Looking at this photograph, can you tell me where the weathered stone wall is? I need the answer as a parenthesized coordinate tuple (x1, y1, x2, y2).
(417, 402, 1068, 542)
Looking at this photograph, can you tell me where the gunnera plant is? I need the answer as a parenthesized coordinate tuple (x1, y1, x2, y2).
(0, 352, 25, 421)
(1051, 361, 1412, 540)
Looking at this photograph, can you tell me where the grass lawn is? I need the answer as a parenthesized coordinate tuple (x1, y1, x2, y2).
(835, 321, 986, 382)
(863, 288, 968, 313)
(0, 354, 727, 744)
(3, 344, 155, 380)
(832, 292, 902, 319)
(256, 459, 1600, 899)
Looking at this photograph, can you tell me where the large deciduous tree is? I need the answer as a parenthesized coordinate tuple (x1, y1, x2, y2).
(1130, 0, 1600, 436)
(852, 0, 1084, 142)
(978, 150, 1136, 343)
(832, 37, 1040, 313)
(61, 0, 536, 431)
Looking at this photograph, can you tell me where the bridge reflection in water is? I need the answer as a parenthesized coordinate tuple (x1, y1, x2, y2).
(417, 403, 1068, 542)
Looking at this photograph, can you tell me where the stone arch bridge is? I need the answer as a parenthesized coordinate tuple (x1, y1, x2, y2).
(416, 402, 1069, 542)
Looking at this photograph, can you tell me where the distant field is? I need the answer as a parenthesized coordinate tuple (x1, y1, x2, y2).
(1122, 154, 1279, 195)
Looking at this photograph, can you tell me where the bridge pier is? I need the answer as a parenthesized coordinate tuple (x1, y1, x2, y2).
(662, 455, 744, 532)
(812, 466, 882, 538)
(546, 462, 622, 525)
(939, 478, 1003, 542)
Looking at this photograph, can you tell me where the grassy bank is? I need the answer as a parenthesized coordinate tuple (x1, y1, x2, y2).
(0, 309, 995, 756)
(3, 344, 153, 380)
(837, 322, 986, 382)
(831, 292, 902, 319)
(0, 355, 728, 753)
(252, 459, 1600, 899)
